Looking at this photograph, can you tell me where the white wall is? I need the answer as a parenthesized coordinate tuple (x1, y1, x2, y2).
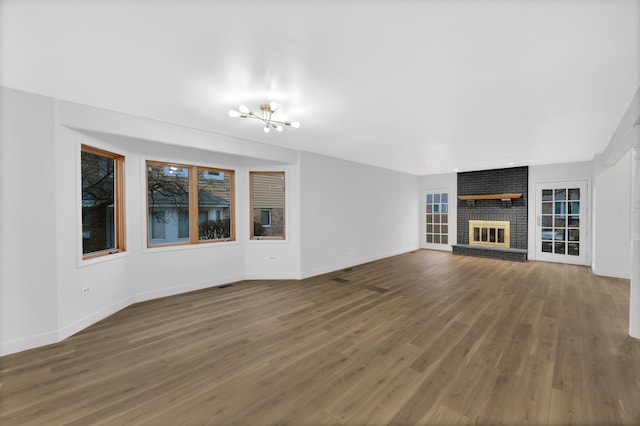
(419, 172, 457, 250)
(244, 163, 302, 280)
(1, 87, 59, 354)
(299, 151, 420, 278)
(592, 151, 632, 278)
(1, 87, 305, 355)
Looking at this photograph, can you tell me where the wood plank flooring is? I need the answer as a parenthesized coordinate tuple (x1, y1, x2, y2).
(2, 250, 639, 425)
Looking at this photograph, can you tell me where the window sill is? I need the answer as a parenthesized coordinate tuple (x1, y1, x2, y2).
(79, 250, 129, 268)
(143, 239, 239, 254)
(248, 239, 288, 244)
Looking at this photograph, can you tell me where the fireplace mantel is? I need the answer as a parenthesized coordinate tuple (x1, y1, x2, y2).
(457, 193, 522, 200)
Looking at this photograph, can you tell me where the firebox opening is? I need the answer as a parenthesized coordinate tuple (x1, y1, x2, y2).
(469, 220, 510, 248)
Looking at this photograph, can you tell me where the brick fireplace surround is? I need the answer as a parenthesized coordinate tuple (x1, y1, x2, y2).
(452, 166, 528, 261)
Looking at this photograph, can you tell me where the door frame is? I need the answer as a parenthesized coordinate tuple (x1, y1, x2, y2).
(421, 187, 455, 251)
(534, 178, 590, 266)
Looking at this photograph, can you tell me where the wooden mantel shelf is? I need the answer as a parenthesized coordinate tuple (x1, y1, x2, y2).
(458, 193, 522, 200)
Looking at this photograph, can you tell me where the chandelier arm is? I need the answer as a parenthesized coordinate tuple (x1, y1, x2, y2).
(266, 118, 292, 126)
(241, 114, 268, 124)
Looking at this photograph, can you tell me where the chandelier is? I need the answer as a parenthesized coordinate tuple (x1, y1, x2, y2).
(228, 101, 300, 133)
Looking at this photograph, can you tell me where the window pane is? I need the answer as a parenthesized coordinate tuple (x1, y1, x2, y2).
(554, 189, 566, 200)
(434, 194, 441, 203)
(198, 169, 232, 241)
(81, 150, 118, 254)
(542, 190, 553, 201)
(568, 229, 580, 241)
(426, 194, 432, 203)
(441, 193, 448, 203)
(151, 211, 166, 240)
(441, 214, 448, 224)
(178, 210, 190, 239)
(434, 204, 440, 213)
(427, 204, 432, 213)
(542, 202, 552, 214)
(569, 202, 580, 215)
(441, 204, 448, 213)
(541, 216, 553, 227)
(568, 188, 580, 200)
(568, 216, 580, 227)
(147, 163, 190, 245)
(568, 243, 579, 256)
(251, 172, 285, 239)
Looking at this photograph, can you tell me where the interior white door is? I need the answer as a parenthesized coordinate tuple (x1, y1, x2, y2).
(535, 180, 589, 265)
(421, 189, 452, 251)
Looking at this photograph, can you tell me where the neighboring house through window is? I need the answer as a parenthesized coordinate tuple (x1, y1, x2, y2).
(147, 161, 235, 246)
(250, 172, 285, 240)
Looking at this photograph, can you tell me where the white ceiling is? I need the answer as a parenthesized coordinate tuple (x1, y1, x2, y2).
(1, 0, 639, 175)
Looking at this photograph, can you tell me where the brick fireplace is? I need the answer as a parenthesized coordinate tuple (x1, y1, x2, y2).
(452, 166, 528, 261)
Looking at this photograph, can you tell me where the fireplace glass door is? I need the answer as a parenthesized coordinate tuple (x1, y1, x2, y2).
(535, 180, 588, 265)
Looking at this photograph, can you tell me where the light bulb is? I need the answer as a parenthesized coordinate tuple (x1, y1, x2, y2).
(276, 124, 284, 132)
(228, 109, 240, 118)
(239, 104, 250, 114)
(263, 126, 270, 133)
(269, 101, 278, 112)
(290, 121, 301, 128)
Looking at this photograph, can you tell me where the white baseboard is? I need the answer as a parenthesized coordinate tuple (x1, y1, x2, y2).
(58, 296, 133, 341)
(243, 272, 301, 280)
(300, 246, 419, 279)
(0, 329, 59, 357)
(132, 273, 246, 304)
(591, 265, 630, 279)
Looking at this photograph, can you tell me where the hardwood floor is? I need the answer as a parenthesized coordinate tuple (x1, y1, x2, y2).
(1, 250, 639, 425)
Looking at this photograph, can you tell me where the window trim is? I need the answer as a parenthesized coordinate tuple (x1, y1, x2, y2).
(146, 160, 235, 248)
(81, 144, 126, 260)
(250, 171, 286, 241)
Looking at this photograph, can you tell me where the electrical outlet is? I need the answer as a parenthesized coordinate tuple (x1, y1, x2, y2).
(81, 286, 91, 296)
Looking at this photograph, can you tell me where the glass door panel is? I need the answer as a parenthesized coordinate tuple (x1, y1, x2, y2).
(422, 189, 451, 249)
(536, 180, 588, 265)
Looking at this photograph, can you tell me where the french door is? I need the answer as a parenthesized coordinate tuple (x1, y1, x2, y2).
(535, 180, 589, 265)
(421, 189, 452, 250)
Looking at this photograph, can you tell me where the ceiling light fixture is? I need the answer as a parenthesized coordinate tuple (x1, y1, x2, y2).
(228, 101, 300, 133)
